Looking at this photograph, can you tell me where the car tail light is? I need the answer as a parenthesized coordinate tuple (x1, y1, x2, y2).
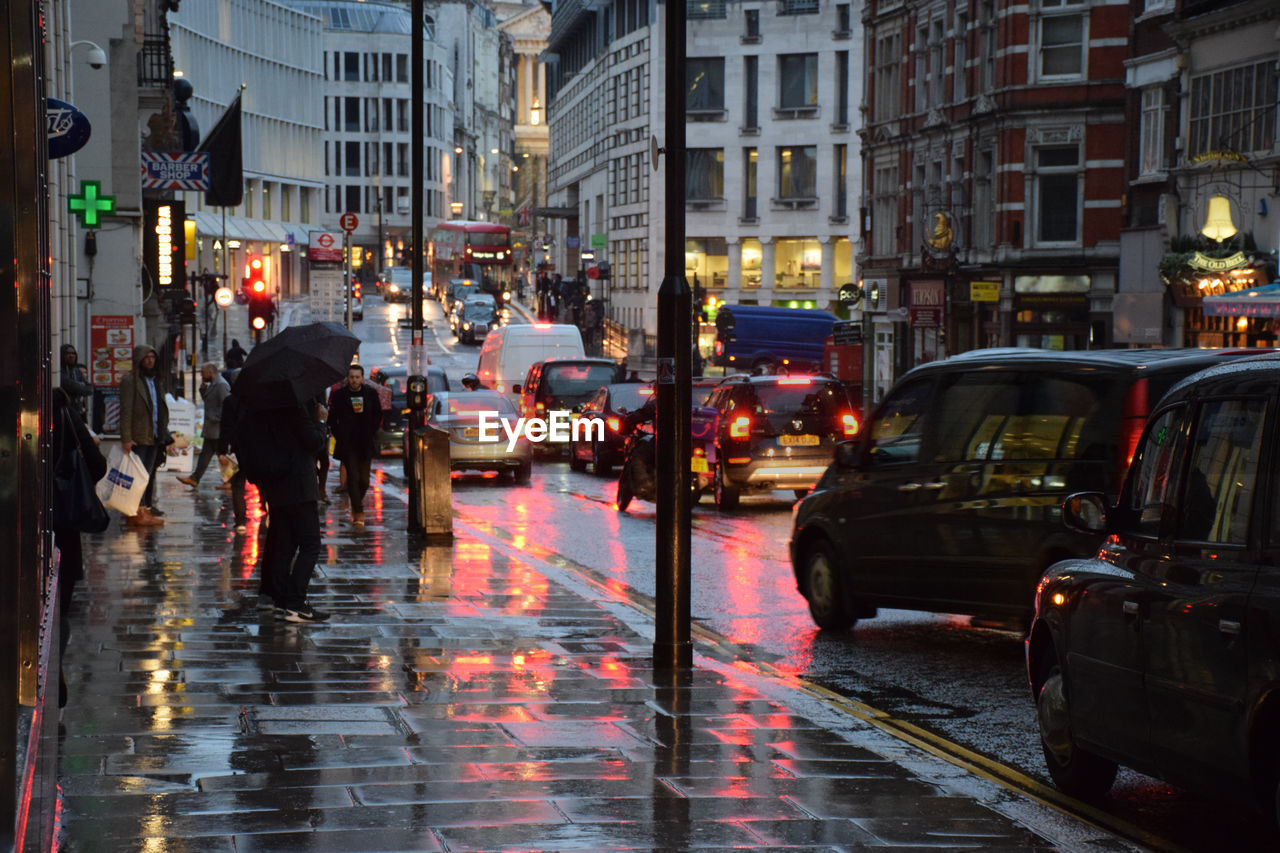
(693, 446, 705, 457)
(638, 388, 654, 397)
(535, 402, 545, 413)
(533, 323, 553, 329)
(841, 412, 859, 436)
(1118, 378, 1148, 488)
(730, 415, 751, 438)
(727, 456, 751, 464)
(606, 416, 620, 432)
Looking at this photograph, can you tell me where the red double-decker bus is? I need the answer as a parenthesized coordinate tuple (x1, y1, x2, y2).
(428, 221, 515, 303)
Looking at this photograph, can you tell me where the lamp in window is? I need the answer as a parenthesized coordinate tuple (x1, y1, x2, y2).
(530, 99, 542, 126)
(1201, 195, 1238, 242)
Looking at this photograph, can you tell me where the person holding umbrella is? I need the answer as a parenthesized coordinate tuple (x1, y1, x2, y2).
(233, 322, 360, 622)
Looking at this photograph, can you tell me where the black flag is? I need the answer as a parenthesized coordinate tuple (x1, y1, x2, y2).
(197, 95, 242, 207)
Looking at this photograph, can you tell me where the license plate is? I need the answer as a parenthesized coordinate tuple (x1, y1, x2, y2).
(463, 427, 479, 438)
(691, 457, 709, 473)
(779, 434, 819, 447)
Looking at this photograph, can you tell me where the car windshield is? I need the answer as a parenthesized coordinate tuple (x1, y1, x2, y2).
(446, 394, 516, 415)
(748, 381, 846, 416)
(387, 269, 411, 284)
(608, 384, 650, 413)
(544, 364, 617, 398)
(464, 301, 495, 320)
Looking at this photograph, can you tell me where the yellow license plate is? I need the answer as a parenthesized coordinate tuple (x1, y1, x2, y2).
(779, 434, 820, 447)
(463, 427, 479, 438)
(691, 457, 709, 473)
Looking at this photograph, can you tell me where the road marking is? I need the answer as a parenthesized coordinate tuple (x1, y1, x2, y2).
(373, 475, 1179, 852)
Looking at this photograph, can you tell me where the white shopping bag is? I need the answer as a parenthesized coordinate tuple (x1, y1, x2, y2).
(95, 446, 150, 517)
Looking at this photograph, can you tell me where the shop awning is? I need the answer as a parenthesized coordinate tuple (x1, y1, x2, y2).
(190, 211, 308, 245)
(1202, 283, 1280, 317)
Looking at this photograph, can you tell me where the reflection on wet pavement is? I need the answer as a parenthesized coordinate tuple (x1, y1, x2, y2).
(57, 473, 1073, 850)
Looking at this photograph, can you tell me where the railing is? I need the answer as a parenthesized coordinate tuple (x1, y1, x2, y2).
(137, 35, 172, 88)
(688, 0, 727, 19)
(603, 319, 628, 360)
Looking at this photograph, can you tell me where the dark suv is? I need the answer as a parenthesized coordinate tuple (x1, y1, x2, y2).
(705, 375, 858, 509)
(519, 358, 624, 454)
(1027, 353, 1280, 823)
(790, 348, 1267, 632)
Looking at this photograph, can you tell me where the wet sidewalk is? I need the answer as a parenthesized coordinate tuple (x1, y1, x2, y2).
(56, 472, 1127, 851)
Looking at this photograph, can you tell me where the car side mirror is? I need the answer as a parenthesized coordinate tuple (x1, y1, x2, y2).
(512, 384, 521, 395)
(834, 440, 862, 469)
(1062, 492, 1108, 534)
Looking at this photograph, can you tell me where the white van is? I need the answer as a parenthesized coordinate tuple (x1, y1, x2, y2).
(475, 323, 585, 400)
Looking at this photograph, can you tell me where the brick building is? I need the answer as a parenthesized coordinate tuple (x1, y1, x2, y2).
(858, 0, 1128, 401)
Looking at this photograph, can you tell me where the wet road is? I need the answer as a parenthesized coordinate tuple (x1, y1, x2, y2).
(356, 296, 1280, 850)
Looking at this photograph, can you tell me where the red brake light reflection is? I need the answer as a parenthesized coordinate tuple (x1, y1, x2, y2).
(606, 417, 620, 432)
(841, 412, 859, 436)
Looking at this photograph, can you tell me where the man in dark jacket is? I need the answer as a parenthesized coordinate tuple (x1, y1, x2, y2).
(327, 364, 382, 526)
(179, 362, 231, 489)
(60, 344, 93, 424)
(118, 344, 169, 526)
(239, 399, 329, 622)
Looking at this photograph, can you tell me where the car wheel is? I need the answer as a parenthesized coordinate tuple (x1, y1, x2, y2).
(714, 463, 740, 511)
(569, 449, 586, 472)
(1036, 662, 1118, 800)
(513, 460, 532, 484)
(616, 476, 633, 511)
(801, 541, 854, 631)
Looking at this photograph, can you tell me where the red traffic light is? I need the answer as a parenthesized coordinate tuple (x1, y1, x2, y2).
(251, 278, 266, 294)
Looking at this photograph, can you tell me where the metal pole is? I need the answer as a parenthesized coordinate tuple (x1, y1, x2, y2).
(408, 0, 426, 534)
(221, 208, 228, 359)
(343, 231, 352, 330)
(654, 0, 691, 673)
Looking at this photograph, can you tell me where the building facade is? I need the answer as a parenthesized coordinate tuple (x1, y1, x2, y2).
(1118, 0, 1280, 349)
(496, 0, 551, 266)
(859, 0, 1127, 401)
(281, 0, 456, 278)
(169, 0, 325, 298)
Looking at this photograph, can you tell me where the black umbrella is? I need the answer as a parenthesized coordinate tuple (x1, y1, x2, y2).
(235, 322, 360, 407)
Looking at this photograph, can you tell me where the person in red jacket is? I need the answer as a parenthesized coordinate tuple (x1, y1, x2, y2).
(327, 364, 382, 526)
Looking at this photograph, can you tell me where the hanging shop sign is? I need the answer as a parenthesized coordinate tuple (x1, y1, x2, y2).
(908, 279, 945, 328)
(1189, 251, 1248, 272)
(143, 198, 187, 298)
(47, 98, 91, 159)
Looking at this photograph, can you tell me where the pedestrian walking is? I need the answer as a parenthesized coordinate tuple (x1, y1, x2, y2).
(178, 362, 230, 489)
(225, 338, 247, 370)
(118, 344, 169, 526)
(60, 344, 93, 424)
(217, 373, 249, 532)
(327, 364, 382, 527)
(237, 399, 330, 621)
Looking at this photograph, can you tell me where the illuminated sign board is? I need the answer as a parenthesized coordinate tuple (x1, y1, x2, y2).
(143, 198, 186, 297)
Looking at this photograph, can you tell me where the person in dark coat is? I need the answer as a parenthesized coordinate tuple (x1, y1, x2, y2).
(216, 370, 248, 532)
(327, 364, 382, 526)
(118, 344, 169, 526)
(239, 399, 329, 622)
(225, 338, 248, 370)
(52, 386, 107, 705)
(60, 344, 93, 424)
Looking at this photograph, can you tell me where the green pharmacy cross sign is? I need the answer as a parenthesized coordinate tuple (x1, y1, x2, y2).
(67, 180, 115, 228)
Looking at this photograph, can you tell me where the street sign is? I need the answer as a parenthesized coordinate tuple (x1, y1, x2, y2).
(140, 152, 210, 190)
(308, 230, 343, 263)
(970, 280, 1000, 302)
(339, 212, 359, 233)
(214, 286, 234, 307)
(47, 98, 91, 160)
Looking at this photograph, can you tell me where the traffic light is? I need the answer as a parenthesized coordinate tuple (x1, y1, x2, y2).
(245, 255, 273, 332)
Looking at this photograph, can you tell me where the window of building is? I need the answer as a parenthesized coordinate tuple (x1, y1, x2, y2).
(687, 149, 724, 200)
(1034, 145, 1080, 244)
(397, 98, 409, 133)
(366, 98, 377, 132)
(687, 0, 726, 19)
(779, 54, 818, 111)
(834, 144, 847, 218)
(382, 53, 392, 82)
(775, 238, 820, 289)
(687, 58, 725, 113)
(835, 51, 849, 126)
(930, 19, 944, 105)
(744, 55, 759, 128)
(344, 97, 360, 132)
(346, 185, 361, 214)
(777, 146, 817, 199)
(686, 238, 728, 287)
(1140, 87, 1167, 175)
(836, 3, 851, 35)
(874, 31, 901, 122)
(744, 148, 758, 219)
(954, 12, 968, 101)
(741, 237, 762, 288)
(282, 188, 291, 221)
(1037, 0, 1085, 79)
(744, 8, 760, 40)
(345, 141, 361, 177)
(979, 1, 996, 93)
(396, 53, 408, 83)
(872, 163, 899, 256)
(1188, 60, 1278, 156)
(344, 52, 359, 81)
(779, 0, 819, 15)
(398, 143, 408, 177)
(383, 142, 393, 176)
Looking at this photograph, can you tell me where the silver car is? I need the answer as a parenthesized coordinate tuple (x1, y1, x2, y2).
(427, 390, 532, 482)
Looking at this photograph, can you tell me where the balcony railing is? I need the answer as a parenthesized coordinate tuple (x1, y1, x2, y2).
(688, 0, 727, 19)
(137, 35, 172, 88)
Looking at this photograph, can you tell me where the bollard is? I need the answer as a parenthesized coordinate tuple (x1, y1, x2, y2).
(412, 424, 453, 540)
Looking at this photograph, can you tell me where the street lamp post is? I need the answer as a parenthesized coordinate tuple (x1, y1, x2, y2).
(372, 174, 384, 280)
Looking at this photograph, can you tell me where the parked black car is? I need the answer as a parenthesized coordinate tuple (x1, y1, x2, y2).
(569, 381, 652, 475)
(790, 348, 1268, 632)
(705, 374, 859, 509)
(1027, 352, 1280, 825)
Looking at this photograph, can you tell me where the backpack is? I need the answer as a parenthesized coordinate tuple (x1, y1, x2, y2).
(223, 393, 291, 486)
